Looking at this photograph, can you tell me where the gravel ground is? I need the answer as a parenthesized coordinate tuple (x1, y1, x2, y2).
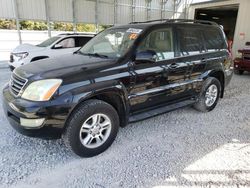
(1, 67, 250, 188)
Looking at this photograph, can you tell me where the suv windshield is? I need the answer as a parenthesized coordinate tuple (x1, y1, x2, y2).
(37, 36, 60, 47)
(79, 28, 143, 58)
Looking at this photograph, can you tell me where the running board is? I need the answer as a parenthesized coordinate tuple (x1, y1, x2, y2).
(129, 100, 195, 123)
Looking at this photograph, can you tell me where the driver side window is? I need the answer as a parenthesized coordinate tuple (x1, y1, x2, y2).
(57, 38, 76, 48)
(137, 28, 174, 61)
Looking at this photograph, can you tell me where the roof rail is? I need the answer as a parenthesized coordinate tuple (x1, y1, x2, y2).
(166, 19, 218, 26)
(129, 19, 168, 24)
(58, 33, 95, 36)
(129, 19, 218, 26)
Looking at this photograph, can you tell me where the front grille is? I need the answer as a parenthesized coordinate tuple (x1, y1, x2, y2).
(9, 72, 28, 96)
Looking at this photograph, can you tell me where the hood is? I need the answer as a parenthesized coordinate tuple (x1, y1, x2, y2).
(15, 53, 116, 83)
(12, 44, 45, 53)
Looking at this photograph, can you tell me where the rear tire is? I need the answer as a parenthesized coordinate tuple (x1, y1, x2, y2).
(235, 70, 244, 75)
(193, 77, 221, 112)
(63, 99, 119, 157)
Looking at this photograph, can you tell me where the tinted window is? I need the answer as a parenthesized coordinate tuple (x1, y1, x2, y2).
(80, 28, 143, 58)
(203, 28, 227, 51)
(177, 27, 205, 56)
(75, 36, 92, 47)
(37, 36, 60, 47)
(138, 28, 174, 61)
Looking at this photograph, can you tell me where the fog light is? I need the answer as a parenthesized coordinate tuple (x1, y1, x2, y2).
(20, 118, 45, 128)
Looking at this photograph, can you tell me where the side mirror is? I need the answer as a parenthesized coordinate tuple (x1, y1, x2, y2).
(53, 44, 63, 49)
(135, 50, 157, 63)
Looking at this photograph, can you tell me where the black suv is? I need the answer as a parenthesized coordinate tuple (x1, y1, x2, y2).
(2, 19, 233, 157)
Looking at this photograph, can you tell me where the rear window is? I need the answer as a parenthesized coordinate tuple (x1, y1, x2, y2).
(177, 27, 205, 56)
(203, 28, 227, 51)
(75, 36, 92, 47)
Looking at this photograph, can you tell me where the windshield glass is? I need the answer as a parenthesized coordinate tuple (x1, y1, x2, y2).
(37, 36, 60, 47)
(79, 27, 143, 58)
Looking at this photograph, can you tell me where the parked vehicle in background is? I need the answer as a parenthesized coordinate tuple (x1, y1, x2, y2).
(2, 19, 233, 157)
(234, 42, 250, 75)
(8, 33, 94, 71)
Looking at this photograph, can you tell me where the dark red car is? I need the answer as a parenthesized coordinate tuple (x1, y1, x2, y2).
(234, 42, 250, 75)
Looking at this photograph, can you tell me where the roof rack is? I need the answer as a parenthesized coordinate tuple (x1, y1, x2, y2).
(129, 19, 167, 24)
(167, 19, 218, 26)
(129, 19, 218, 26)
(58, 33, 95, 36)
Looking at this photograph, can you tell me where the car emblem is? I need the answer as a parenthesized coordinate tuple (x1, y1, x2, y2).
(9, 80, 14, 87)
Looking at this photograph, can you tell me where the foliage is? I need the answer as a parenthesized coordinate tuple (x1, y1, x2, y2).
(0, 19, 16, 29)
(52, 22, 73, 31)
(0, 19, 111, 32)
(76, 23, 96, 32)
(19, 20, 47, 30)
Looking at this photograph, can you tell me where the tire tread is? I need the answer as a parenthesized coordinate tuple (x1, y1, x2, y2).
(62, 99, 119, 157)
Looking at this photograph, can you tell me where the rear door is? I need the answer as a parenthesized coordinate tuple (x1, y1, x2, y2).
(174, 25, 206, 97)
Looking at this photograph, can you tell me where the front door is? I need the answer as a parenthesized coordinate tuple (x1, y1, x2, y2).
(129, 27, 189, 113)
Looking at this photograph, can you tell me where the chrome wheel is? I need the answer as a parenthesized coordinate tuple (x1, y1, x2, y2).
(79, 113, 112, 149)
(205, 84, 218, 107)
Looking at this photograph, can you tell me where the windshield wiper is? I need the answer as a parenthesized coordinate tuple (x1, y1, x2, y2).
(79, 52, 109, 58)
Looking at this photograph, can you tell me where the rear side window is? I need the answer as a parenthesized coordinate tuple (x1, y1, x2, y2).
(203, 28, 227, 51)
(75, 37, 92, 47)
(177, 27, 205, 56)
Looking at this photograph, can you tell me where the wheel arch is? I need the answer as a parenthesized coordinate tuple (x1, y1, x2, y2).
(90, 91, 129, 127)
(65, 84, 129, 129)
(207, 70, 225, 98)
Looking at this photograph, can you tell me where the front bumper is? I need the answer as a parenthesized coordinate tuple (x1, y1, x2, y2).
(234, 58, 250, 71)
(8, 58, 26, 71)
(2, 86, 73, 139)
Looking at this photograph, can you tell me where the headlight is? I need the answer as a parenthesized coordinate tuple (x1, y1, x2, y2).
(22, 79, 62, 101)
(13, 52, 29, 61)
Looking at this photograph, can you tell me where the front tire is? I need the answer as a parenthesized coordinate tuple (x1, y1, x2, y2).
(63, 99, 119, 157)
(193, 77, 221, 112)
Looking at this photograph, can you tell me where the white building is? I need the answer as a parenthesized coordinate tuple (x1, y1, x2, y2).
(189, 0, 250, 57)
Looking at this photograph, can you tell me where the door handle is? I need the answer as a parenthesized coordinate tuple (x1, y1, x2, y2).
(169, 63, 179, 69)
(201, 58, 206, 63)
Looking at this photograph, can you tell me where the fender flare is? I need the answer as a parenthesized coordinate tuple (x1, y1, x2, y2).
(65, 82, 129, 128)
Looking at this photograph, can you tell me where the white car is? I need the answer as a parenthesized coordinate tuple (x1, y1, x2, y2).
(8, 33, 94, 71)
